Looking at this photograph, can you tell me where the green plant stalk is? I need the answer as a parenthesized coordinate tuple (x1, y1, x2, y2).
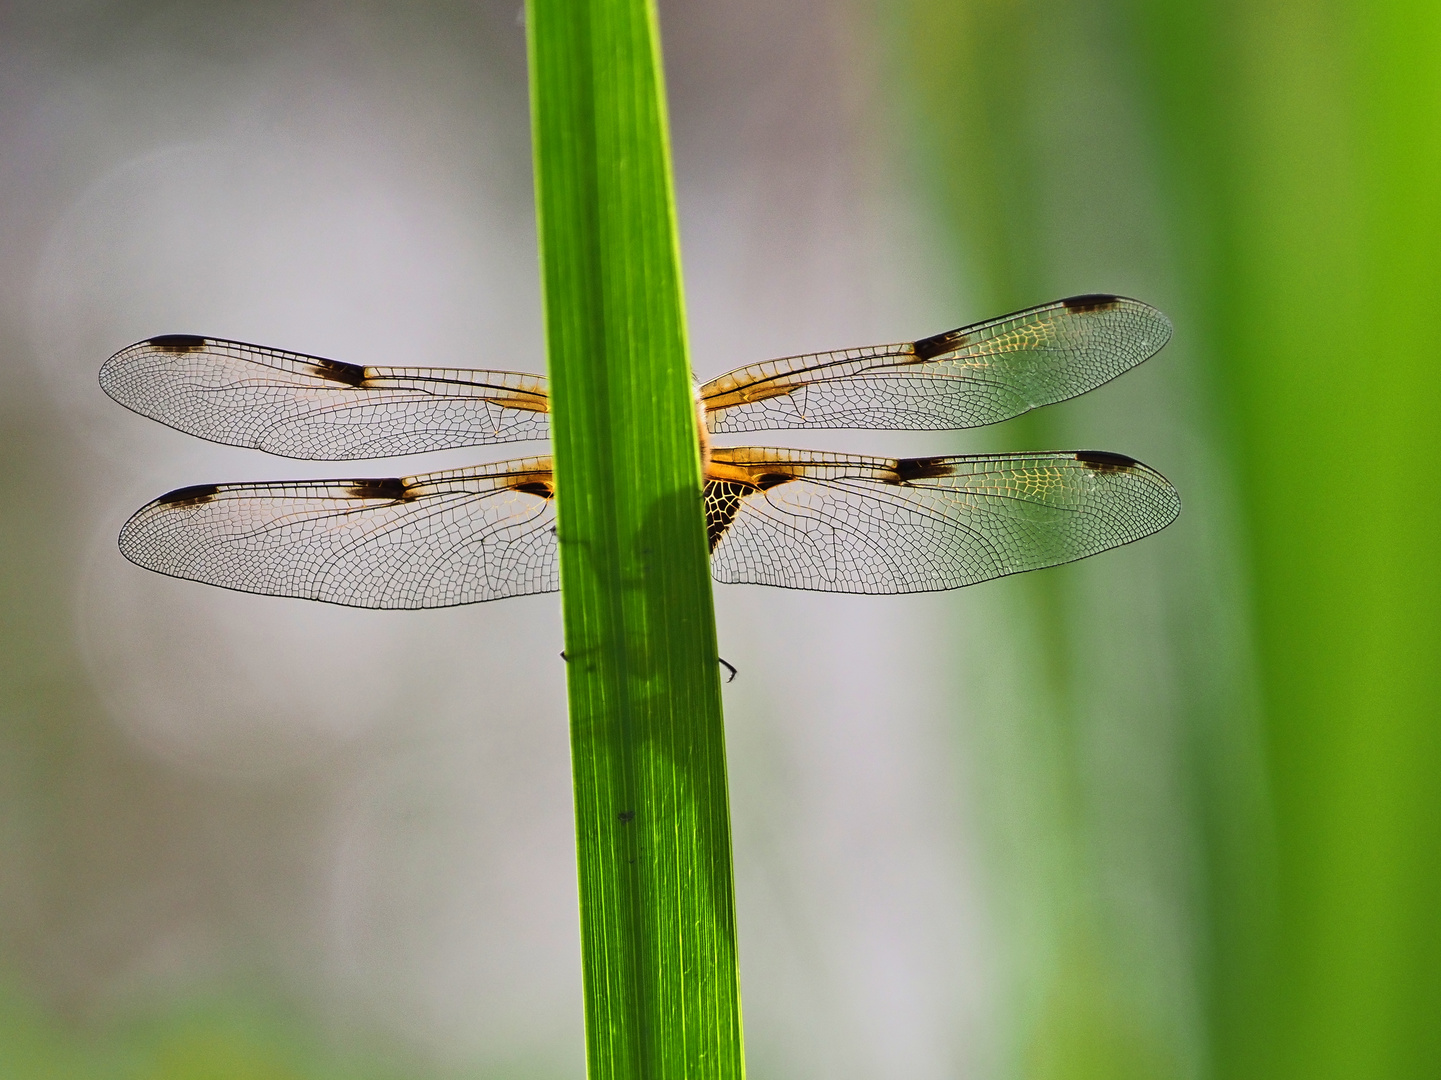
(525, 1, 744, 1077)
(1135, 2, 1441, 1077)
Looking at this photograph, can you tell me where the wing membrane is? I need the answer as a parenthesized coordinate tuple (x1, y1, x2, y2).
(119, 457, 558, 609)
(100, 336, 550, 459)
(102, 295, 1168, 460)
(119, 445, 1177, 606)
(705, 446, 1179, 593)
(701, 294, 1171, 434)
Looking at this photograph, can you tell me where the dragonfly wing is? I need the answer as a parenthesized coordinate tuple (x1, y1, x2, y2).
(701, 295, 1171, 433)
(706, 446, 1179, 593)
(100, 336, 550, 459)
(119, 457, 558, 608)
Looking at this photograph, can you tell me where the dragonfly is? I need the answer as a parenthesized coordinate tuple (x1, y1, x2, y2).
(100, 293, 1180, 610)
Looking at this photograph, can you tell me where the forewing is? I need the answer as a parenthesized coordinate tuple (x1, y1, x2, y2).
(701, 295, 1171, 433)
(118, 457, 558, 609)
(100, 335, 550, 459)
(706, 447, 1179, 593)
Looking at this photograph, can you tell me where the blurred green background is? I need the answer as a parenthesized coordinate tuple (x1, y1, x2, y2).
(0, 1, 1435, 1078)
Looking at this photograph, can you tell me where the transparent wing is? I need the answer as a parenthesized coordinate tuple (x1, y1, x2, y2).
(701, 294, 1171, 434)
(705, 446, 1179, 593)
(118, 457, 558, 609)
(100, 335, 550, 459)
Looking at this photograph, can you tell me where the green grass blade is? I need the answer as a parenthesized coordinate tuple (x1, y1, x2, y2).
(1135, 3, 1441, 1077)
(524, 1, 744, 1077)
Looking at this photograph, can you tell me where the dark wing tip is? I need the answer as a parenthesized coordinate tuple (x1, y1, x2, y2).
(154, 483, 220, 507)
(1060, 294, 1122, 313)
(146, 334, 208, 352)
(1059, 294, 1175, 358)
(1075, 449, 1140, 472)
